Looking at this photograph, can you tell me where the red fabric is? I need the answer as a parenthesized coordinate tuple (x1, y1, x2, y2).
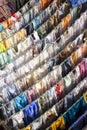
(55, 81, 65, 100)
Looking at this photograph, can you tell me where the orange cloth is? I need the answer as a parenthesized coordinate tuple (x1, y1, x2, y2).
(41, 0, 52, 9)
(70, 50, 79, 68)
(62, 15, 70, 31)
(7, 18, 14, 27)
(2, 21, 8, 28)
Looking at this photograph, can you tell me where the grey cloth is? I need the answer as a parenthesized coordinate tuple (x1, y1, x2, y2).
(10, 0, 28, 11)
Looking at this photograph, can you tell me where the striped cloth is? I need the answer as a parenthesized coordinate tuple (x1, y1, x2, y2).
(0, 2, 15, 22)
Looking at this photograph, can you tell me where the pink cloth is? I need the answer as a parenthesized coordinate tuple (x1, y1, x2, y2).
(0, 0, 8, 6)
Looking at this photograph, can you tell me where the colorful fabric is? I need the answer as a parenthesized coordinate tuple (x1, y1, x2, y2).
(0, 2, 15, 22)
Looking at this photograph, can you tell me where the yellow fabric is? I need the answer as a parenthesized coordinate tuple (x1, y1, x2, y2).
(0, 42, 6, 52)
(56, 116, 65, 129)
(18, 126, 31, 130)
(83, 92, 87, 104)
(17, 29, 26, 42)
(25, 126, 31, 130)
(50, 116, 65, 130)
(70, 50, 78, 68)
(17, 31, 23, 42)
(51, 123, 57, 130)
(21, 29, 27, 38)
(4, 40, 10, 50)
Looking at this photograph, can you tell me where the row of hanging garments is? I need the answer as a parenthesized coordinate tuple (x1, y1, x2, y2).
(0, 0, 87, 130)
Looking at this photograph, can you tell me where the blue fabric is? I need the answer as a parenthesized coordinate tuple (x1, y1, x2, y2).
(69, 111, 87, 130)
(0, 24, 3, 32)
(64, 93, 74, 111)
(8, 5, 13, 11)
(14, 93, 28, 111)
(48, 57, 59, 71)
(63, 97, 87, 129)
(23, 105, 34, 125)
(32, 16, 41, 30)
(68, 0, 87, 7)
(23, 101, 39, 126)
(7, 84, 20, 100)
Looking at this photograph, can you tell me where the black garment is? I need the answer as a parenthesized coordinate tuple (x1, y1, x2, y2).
(0, 126, 5, 130)
(16, 0, 28, 11)
(62, 58, 72, 77)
